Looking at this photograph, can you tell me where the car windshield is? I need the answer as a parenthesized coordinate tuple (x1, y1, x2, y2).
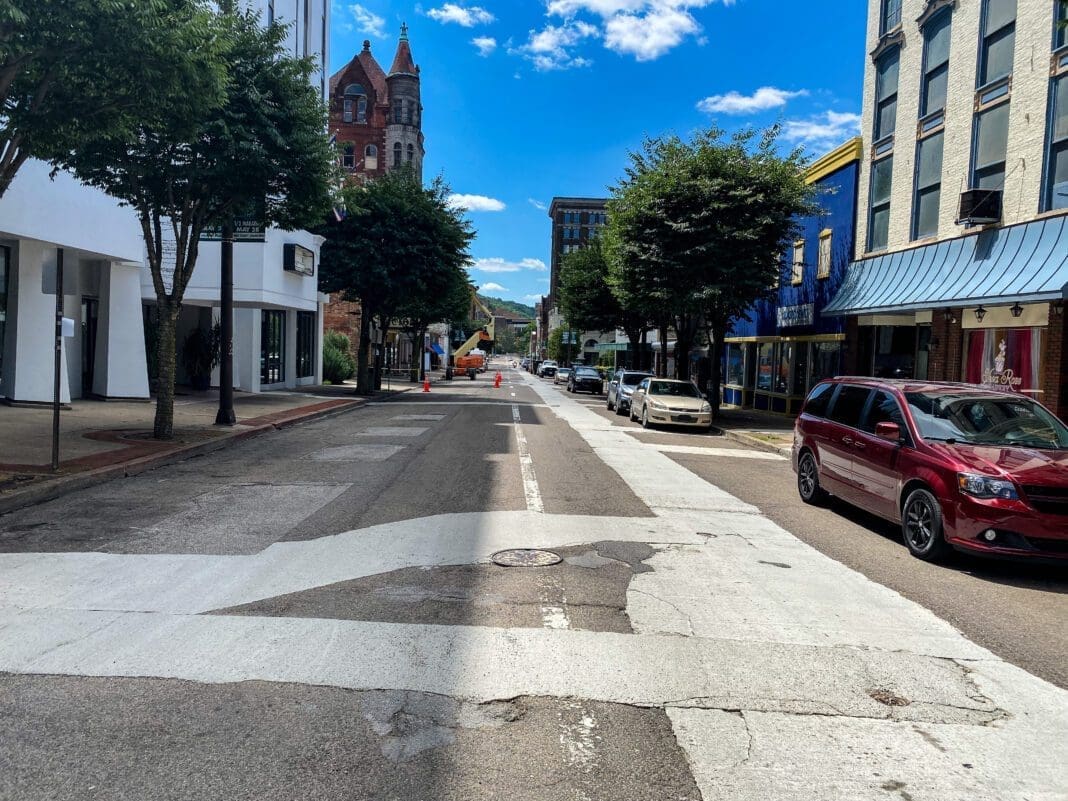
(905, 391, 1068, 450)
(622, 373, 651, 386)
(648, 381, 702, 398)
(575, 368, 599, 377)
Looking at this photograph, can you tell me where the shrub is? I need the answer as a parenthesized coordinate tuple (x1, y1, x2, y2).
(323, 331, 355, 384)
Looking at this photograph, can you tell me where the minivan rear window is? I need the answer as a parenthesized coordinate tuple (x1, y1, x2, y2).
(802, 382, 834, 418)
(826, 385, 872, 428)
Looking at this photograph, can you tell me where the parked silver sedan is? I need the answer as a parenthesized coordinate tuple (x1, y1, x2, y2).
(629, 378, 713, 430)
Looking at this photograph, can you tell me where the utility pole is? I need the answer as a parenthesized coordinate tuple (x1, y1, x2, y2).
(215, 220, 236, 425)
(51, 248, 64, 471)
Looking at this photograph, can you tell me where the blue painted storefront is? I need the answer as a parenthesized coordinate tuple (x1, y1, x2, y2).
(723, 142, 860, 414)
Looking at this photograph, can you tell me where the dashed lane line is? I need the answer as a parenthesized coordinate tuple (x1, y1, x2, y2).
(512, 403, 544, 513)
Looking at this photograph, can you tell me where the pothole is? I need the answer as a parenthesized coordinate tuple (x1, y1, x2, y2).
(869, 689, 911, 707)
(491, 549, 562, 567)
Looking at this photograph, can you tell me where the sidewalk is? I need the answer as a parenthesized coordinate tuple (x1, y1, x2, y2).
(711, 407, 796, 457)
(0, 383, 405, 514)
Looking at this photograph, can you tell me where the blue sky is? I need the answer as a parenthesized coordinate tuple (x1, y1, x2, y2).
(329, 0, 868, 308)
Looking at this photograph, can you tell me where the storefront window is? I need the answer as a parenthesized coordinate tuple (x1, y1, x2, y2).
(811, 342, 842, 384)
(873, 326, 916, 378)
(725, 344, 746, 386)
(775, 342, 793, 394)
(756, 342, 775, 391)
(261, 310, 286, 384)
(964, 327, 1043, 394)
(791, 342, 809, 396)
(296, 311, 316, 378)
(0, 247, 8, 385)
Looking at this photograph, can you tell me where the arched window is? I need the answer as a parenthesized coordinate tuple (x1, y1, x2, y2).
(342, 144, 355, 169)
(343, 83, 367, 123)
(406, 143, 414, 163)
(365, 144, 378, 171)
(393, 142, 402, 167)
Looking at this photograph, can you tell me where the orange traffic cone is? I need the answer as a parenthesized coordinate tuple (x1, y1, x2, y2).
(422, 376, 431, 393)
(494, 371, 502, 388)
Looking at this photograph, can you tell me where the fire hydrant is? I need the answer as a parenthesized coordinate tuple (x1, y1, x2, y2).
(494, 371, 502, 388)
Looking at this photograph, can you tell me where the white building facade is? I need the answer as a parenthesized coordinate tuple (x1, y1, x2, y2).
(0, 0, 331, 404)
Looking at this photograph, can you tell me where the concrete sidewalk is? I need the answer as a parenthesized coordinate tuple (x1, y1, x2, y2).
(712, 407, 796, 457)
(0, 383, 409, 514)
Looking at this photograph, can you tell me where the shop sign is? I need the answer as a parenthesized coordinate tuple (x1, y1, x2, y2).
(283, 243, 315, 276)
(777, 303, 814, 329)
(981, 339, 1024, 391)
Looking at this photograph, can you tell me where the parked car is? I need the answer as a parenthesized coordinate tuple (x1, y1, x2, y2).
(629, 378, 712, 430)
(568, 367, 604, 394)
(538, 360, 558, 378)
(606, 370, 654, 415)
(554, 367, 572, 385)
(792, 378, 1068, 562)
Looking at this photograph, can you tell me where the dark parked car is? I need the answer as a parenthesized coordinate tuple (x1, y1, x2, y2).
(606, 370, 654, 415)
(792, 378, 1068, 562)
(568, 367, 603, 394)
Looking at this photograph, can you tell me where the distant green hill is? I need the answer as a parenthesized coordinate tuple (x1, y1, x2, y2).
(478, 295, 535, 320)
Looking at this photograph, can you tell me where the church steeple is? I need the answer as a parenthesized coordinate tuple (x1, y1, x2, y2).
(389, 23, 418, 76)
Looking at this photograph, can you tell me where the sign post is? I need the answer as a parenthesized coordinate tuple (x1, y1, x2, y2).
(215, 220, 236, 426)
(51, 249, 64, 471)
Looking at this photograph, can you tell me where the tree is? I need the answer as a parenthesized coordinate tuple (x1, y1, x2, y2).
(559, 238, 621, 334)
(607, 127, 812, 405)
(546, 327, 565, 362)
(1, 0, 220, 198)
(318, 170, 474, 393)
(61, 6, 334, 438)
(515, 322, 534, 355)
(394, 263, 471, 380)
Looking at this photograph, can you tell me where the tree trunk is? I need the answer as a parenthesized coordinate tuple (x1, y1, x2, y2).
(673, 315, 698, 381)
(152, 302, 180, 440)
(624, 325, 642, 371)
(709, 322, 724, 418)
(356, 307, 373, 394)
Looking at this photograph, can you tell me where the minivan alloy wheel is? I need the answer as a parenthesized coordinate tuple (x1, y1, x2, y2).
(797, 452, 827, 504)
(901, 487, 949, 561)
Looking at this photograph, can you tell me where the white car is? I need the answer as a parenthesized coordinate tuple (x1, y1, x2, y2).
(538, 360, 558, 378)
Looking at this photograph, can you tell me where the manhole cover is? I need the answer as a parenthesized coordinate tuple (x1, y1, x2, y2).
(491, 549, 562, 567)
(868, 689, 911, 707)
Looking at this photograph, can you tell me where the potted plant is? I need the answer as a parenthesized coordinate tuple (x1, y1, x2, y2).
(181, 322, 221, 391)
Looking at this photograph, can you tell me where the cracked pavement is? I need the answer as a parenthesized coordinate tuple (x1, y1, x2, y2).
(0, 369, 1066, 800)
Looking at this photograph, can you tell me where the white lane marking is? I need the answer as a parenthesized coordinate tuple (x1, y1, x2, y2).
(538, 572, 571, 630)
(512, 403, 544, 513)
(357, 427, 429, 437)
(653, 444, 786, 461)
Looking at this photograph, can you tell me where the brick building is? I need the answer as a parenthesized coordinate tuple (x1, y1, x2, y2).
(826, 0, 1068, 420)
(323, 26, 425, 355)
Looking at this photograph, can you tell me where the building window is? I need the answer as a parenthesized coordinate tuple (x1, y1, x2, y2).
(920, 10, 951, 119)
(365, 143, 378, 171)
(393, 99, 403, 124)
(791, 240, 805, 284)
(267, 0, 274, 27)
(406, 143, 414, 163)
(868, 156, 893, 252)
(296, 311, 316, 378)
(0, 246, 8, 385)
(881, 0, 902, 34)
(303, 0, 310, 57)
(874, 49, 900, 145)
(261, 310, 286, 385)
(978, 0, 1016, 87)
(393, 141, 401, 167)
(972, 101, 1010, 189)
(343, 84, 366, 124)
(342, 144, 355, 169)
(913, 130, 944, 239)
(817, 230, 832, 278)
(1044, 30, 1068, 210)
(1057, 0, 1068, 50)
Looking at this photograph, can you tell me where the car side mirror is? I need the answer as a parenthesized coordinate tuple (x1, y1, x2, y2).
(875, 422, 902, 442)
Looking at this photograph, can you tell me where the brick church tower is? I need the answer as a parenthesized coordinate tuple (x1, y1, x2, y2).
(323, 26, 426, 360)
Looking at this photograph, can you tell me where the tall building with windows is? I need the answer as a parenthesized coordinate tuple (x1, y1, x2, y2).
(547, 197, 607, 328)
(827, 0, 1068, 421)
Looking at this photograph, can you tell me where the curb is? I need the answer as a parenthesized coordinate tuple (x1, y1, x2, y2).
(0, 389, 411, 516)
(714, 428, 794, 459)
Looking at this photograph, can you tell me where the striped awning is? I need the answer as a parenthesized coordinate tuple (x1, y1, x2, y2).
(825, 216, 1068, 315)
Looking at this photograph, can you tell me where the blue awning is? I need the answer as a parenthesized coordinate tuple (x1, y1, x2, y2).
(825, 216, 1068, 315)
(430, 343, 445, 356)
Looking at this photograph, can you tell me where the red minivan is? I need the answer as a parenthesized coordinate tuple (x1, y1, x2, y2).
(792, 378, 1068, 561)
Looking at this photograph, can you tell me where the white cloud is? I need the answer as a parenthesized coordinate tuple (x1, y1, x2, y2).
(447, 193, 507, 212)
(481, 282, 509, 292)
(471, 257, 548, 273)
(512, 20, 599, 70)
(697, 86, 809, 115)
(347, 3, 386, 37)
(782, 110, 862, 150)
(472, 36, 497, 56)
(528, 198, 547, 211)
(537, 277, 550, 284)
(426, 3, 494, 26)
(523, 294, 544, 302)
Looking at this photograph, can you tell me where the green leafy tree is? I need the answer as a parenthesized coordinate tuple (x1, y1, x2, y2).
(319, 170, 474, 392)
(546, 327, 565, 362)
(559, 238, 622, 334)
(61, 6, 333, 438)
(322, 331, 355, 384)
(515, 322, 534, 355)
(494, 324, 518, 355)
(395, 263, 472, 380)
(0, 0, 220, 197)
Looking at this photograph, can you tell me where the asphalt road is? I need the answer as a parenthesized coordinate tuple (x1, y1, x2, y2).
(571, 380, 1068, 690)
(0, 368, 1065, 800)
